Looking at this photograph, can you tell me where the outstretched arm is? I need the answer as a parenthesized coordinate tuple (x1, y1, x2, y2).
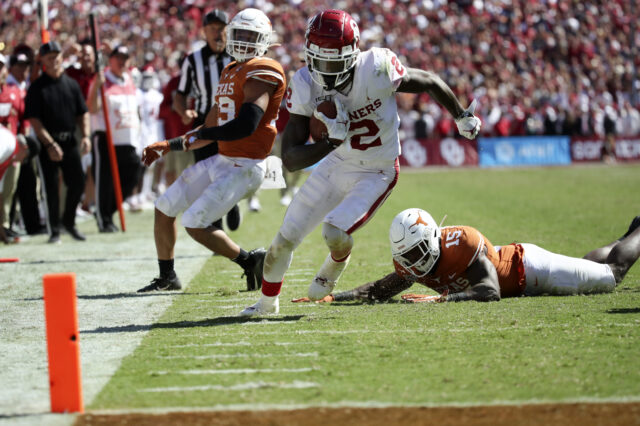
(397, 68, 465, 118)
(397, 68, 480, 139)
(446, 248, 501, 302)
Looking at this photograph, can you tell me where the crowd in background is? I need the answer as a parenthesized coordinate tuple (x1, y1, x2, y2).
(2, 0, 639, 140)
(1, 0, 639, 241)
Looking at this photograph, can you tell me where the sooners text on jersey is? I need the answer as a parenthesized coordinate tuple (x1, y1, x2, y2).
(287, 47, 407, 162)
(215, 57, 286, 160)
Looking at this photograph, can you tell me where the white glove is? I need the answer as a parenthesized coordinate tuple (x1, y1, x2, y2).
(313, 99, 350, 142)
(455, 99, 482, 139)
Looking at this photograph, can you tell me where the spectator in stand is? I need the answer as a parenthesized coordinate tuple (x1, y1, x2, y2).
(131, 66, 164, 210)
(158, 63, 193, 187)
(25, 41, 91, 244)
(2, 1, 640, 139)
(6, 45, 43, 236)
(66, 40, 98, 215)
(0, 53, 27, 238)
(87, 45, 142, 233)
(0, 124, 38, 243)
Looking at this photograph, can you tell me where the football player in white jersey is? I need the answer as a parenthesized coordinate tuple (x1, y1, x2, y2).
(240, 9, 481, 316)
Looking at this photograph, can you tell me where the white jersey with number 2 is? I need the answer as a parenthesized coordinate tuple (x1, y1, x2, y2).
(286, 47, 406, 163)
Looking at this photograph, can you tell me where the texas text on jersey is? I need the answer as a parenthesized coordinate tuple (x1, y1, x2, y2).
(394, 226, 526, 297)
(215, 57, 286, 160)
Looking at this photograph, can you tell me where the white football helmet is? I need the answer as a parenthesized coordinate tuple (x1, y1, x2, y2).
(226, 8, 272, 61)
(305, 10, 360, 90)
(389, 208, 441, 277)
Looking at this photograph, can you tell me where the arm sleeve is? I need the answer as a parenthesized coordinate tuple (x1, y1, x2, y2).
(195, 102, 264, 141)
(333, 273, 414, 302)
(23, 86, 42, 120)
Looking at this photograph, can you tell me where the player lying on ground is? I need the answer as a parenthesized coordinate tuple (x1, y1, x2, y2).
(293, 208, 640, 303)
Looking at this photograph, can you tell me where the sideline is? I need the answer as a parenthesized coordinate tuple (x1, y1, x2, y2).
(0, 210, 208, 425)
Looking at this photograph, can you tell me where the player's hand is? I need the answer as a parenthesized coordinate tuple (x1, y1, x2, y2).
(455, 99, 481, 139)
(401, 290, 448, 303)
(141, 141, 170, 167)
(291, 295, 335, 303)
(313, 99, 350, 142)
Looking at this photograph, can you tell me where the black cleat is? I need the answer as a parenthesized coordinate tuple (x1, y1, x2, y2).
(64, 225, 86, 241)
(243, 248, 266, 291)
(137, 273, 182, 292)
(623, 216, 640, 238)
(48, 233, 61, 244)
(226, 204, 242, 231)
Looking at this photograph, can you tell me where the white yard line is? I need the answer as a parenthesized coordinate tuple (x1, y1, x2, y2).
(158, 352, 318, 359)
(87, 395, 640, 415)
(139, 381, 320, 392)
(0, 211, 208, 424)
(150, 368, 314, 375)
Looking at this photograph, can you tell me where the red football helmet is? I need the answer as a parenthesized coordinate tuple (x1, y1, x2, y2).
(305, 10, 360, 90)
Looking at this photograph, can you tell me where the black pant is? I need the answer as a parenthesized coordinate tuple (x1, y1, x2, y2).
(192, 114, 219, 163)
(92, 132, 142, 229)
(16, 158, 42, 234)
(38, 135, 85, 235)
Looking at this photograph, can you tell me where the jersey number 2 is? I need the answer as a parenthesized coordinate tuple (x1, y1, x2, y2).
(349, 119, 382, 151)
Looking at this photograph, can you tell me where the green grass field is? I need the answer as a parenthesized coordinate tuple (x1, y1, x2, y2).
(91, 164, 640, 410)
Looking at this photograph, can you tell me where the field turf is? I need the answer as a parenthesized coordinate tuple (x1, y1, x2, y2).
(90, 164, 640, 412)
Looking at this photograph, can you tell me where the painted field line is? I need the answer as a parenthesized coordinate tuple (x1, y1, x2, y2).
(90, 395, 640, 415)
(139, 380, 319, 392)
(169, 341, 318, 348)
(151, 367, 314, 375)
(179, 322, 639, 338)
(158, 352, 318, 359)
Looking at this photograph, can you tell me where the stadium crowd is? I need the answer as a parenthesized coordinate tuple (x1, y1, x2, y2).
(0, 1, 639, 242)
(2, 0, 639, 139)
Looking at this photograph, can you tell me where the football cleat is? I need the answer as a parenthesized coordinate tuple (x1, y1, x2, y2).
(308, 276, 336, 301)
(623, 215, 640, 238)
(137, 273, 182, 292)
(242, 248, 266, 291)
(239, 295, 279, 316)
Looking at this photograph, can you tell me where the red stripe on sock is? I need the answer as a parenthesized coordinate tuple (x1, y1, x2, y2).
(262, 279, 283, 297)
(331, 252, 351, 263)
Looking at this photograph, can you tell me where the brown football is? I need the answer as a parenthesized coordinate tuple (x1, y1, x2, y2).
(309, 100, 340, 144)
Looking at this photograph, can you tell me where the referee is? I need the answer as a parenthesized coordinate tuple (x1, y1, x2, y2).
(173, 9, 241, 230)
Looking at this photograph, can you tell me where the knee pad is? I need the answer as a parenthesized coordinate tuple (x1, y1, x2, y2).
(322, 223, 353, 253)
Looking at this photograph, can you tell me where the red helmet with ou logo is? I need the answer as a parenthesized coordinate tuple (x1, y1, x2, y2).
(305, 10, 360, 90)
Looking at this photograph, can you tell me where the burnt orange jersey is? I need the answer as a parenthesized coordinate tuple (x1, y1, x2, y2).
(394, 226, 525, 297)
(214, 57, 286, 160)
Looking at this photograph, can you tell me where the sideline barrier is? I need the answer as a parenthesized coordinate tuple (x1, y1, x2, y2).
(399, 136, 640, 168)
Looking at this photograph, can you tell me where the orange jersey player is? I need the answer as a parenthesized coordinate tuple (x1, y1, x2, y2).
(214, 56, 285, 160)
(293, 208, 640, 304)
(138, 8, 285, 294)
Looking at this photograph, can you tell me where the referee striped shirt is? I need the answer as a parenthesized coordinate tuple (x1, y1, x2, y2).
(177, 44, 232, 118)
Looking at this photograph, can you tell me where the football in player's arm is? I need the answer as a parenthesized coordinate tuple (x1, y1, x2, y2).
(293, 209, 640, 304)
(241, 9, 482, 317)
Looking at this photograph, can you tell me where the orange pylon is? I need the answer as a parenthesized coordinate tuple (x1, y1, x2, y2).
(43, 273, 84, 413)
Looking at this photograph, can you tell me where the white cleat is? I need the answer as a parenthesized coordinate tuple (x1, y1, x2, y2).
(308, 277, 336, 301)
(239, 295, 279, 317)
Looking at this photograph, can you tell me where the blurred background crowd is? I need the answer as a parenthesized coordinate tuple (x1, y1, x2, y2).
(2, 0, 639, 140)
(0, 0, 639, 242)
